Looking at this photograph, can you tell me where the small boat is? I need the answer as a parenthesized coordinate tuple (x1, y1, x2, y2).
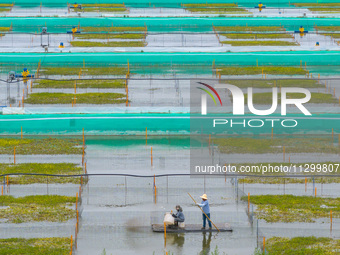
(152, 223, 232, 233)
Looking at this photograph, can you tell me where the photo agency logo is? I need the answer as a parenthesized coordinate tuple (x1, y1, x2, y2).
(195, 81, 312, 129)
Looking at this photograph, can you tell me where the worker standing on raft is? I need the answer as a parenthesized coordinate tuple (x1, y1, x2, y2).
(196, 194, 212, 230)
(172, 205, 185, 226)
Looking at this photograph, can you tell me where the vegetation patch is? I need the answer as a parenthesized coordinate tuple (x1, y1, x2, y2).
(315, 26, 340, 31)
(26, 92, 126, 104)
(220, 40, 298, 46)
(240, 177, 340, 184)
(320, 33, 340, 38)
(0, 4, 13, 7)
(183, 4, 238, 7)
(294, 3, 340, 7)
(82, 4, 125, 7)
(0, 237, 71, 255)
(241, 195, 340, 222)
(81, 26, 146, 32)
(74, 33, 145, 39)
(0, 137, 82, 155)
(0, 163, 83, 184)
(34, 79, 125, 89)
(183, 3, 248, 13)
(185, 7, 248, 13)
(309, 7, 340, 12)
(72, 4, 127, 12)
(218, 66, 307, 75)
(70, 41, 146, 47)
(40, 66, 127, 76)
(220, 33, 293, 39)
(214, 137, 339, 154)
(0, 8, 10, 12)
(77, 7, 127, 12)
(0, 27, 10, 32)
(243, 92, 337, 104)
(215, 26, 285, 32)
(263, 236, 340, 255)
(223, 79, 322, 88)
(0, 195, 76, 223)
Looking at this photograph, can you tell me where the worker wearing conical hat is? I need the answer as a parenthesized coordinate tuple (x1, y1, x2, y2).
(196, 194, 212, 230)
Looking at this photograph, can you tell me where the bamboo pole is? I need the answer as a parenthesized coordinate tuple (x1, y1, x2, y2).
(283, 146, 285, 162)
(271, 128, 273, 140)
(164, 221, 166, 240)
(248, 192, 250, 212)
(70, 235, 73, 255)
(151, 146, 153, 166)
(187, 193, 220, 232)
(263, 237, 266, 252)
(13, 147, 16, 164)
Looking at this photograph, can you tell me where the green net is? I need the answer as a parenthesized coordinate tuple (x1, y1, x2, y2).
(8, 0, 340, 8)
(0, 113, 338, 135)
(1, 17, 340, 33)
(0, 51, 339, 68)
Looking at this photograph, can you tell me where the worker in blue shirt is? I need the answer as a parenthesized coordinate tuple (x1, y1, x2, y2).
(197, 194, 212, 230)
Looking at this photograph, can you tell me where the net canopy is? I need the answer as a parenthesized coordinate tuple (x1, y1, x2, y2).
(0, 51, 339, 67)
(8, 0, 340, 8)
(0, 113, 338, 135)
(2, 17, 340, 33)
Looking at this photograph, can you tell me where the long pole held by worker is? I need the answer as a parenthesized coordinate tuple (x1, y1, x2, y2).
(187, 193, 220, 232)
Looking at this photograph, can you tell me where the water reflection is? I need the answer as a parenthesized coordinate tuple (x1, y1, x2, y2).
(199, 232, 212, 255)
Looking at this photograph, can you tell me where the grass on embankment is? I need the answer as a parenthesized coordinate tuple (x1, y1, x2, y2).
(0, 237, 71, 255)
(320, 33, 340, 38)
(25, 92, 126, 104)
(0, 4, 13, 7)
(0, 163, 83, 184)
(243, 92, 337, 104)
(81, 26, 146, 32)
(220, 33, 293, 39)
(82, 4, 125, 7)
(308, 7, 340, 12)
(183, 4, 238, 7)
(0, 27, 10, 32)
(224, 79, 322, 88)
(214, 137, 339, 154)
(74, 33, 145, 40)
(0, 138, 82, 155)
(0, 195, 76, 223)
(185, 7, 248, 13)
(70, 41, 146, 47)
(315, 26, 340, 31)
(40, 66, 127, 76)
(34, 79, 125, 89)
(0, 8, 10, 12)
(72, 4, 127, 12)
(241, 195, 340, 222)
(76, 7, 127, 12)
(218, 66, 307, 75)
(294, 3, 340, 7)
(263, 236, 340, 255)
(215, 26, 285, 32)
(183, 3, 248, 13)
(221, 40, 298, 46)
